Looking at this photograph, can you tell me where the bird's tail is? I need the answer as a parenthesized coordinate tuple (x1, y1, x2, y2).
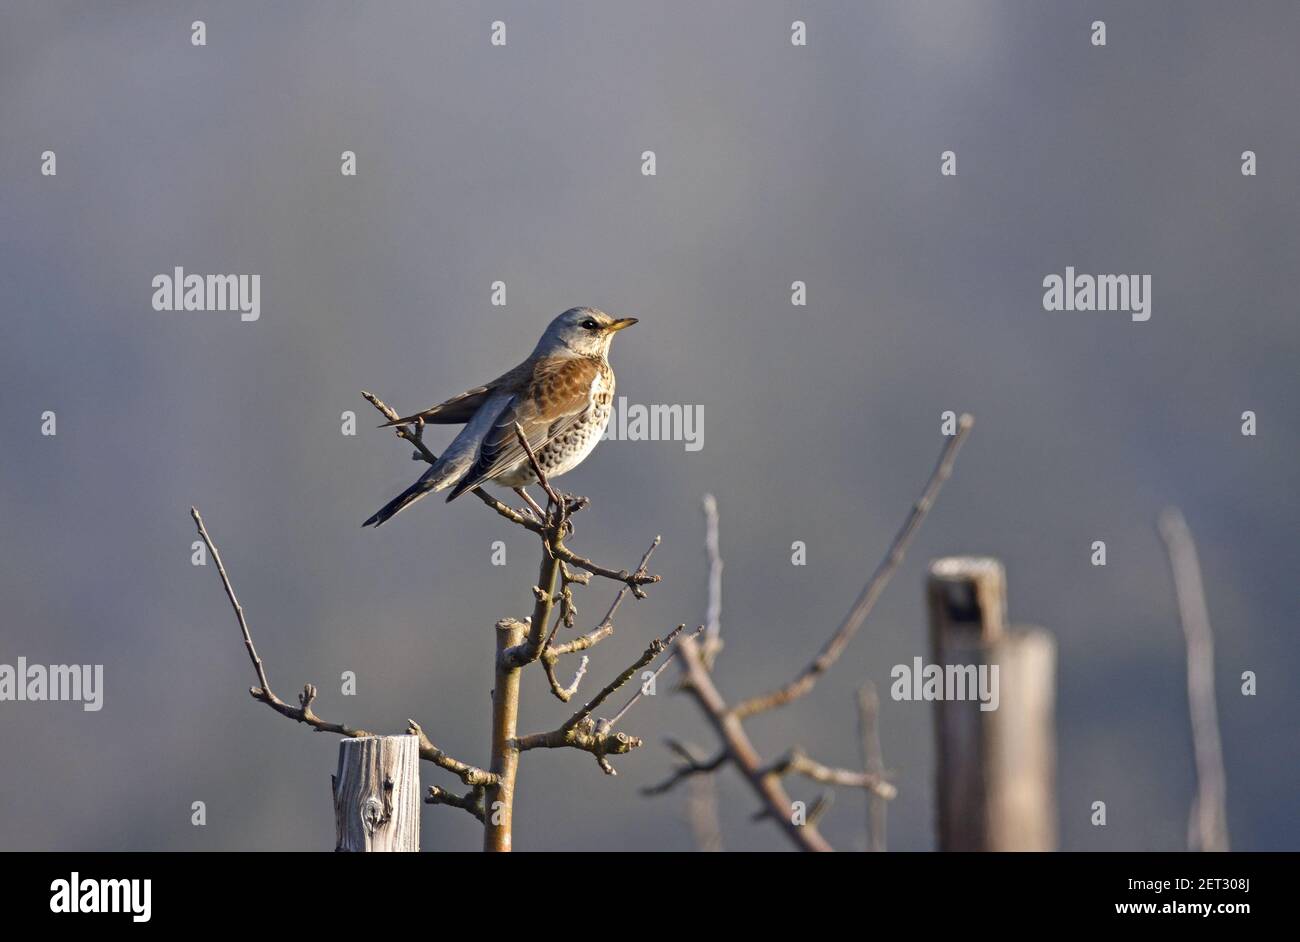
(363, 472, 441, 527)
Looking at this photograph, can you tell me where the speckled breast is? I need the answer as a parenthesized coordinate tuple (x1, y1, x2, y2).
(532, 362, 615, 481)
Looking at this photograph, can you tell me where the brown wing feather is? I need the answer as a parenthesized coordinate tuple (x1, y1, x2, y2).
(379, 360, 532, 427)
(447, 358, 599, 499)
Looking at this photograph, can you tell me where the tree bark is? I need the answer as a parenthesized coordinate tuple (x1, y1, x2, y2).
(332, 735, 420, 852)
(484, 618, 528, 851)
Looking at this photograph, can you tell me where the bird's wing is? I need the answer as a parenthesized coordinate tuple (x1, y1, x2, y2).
(446, 357, 599, 500)
(380, 362, 532, 427)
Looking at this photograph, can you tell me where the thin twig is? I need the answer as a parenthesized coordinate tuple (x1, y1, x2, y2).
(539, 536, 662, 701)
(701, 493, 724, 667)
(602, 627, 703, 732)
(764, 747, 897, 800)
(671, 635, 832, 851)
(554, 542, 661, 594)
(547, 625, 616, 660)
(541, 654, 590, 702)
(516, 625, 689, 775)
(426, 785, 486, 823)
(407, 719, 497, 787)
(641, 740, 729, 796)
(190, 507, 272, 695)
(733, 414, 974, 719)
(1158, 507, 1230, 853)
(564, 626, 686, 733)
(191, 506, 491, 783)
(857, 684, 888, 851)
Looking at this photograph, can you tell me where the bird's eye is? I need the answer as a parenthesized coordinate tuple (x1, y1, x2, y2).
(581, 319, 599, 330)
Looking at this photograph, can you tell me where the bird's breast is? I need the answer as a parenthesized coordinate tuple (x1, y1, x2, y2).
(589, 362, 615, 408)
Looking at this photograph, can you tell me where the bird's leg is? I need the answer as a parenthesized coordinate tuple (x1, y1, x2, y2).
(514, 487, 546, 522)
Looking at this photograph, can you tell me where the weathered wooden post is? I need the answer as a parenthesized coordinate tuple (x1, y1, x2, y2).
(928, 557, 1056, 851)
(332, 734, 420, 851)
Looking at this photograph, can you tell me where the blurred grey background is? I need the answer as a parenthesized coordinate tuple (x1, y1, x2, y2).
(1, 1, 1296, 851)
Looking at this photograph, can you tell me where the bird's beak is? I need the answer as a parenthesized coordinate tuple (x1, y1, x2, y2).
(607, 316, 639, 332)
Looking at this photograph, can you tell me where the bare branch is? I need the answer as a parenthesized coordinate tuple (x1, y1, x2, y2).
(733, 414, 974, 720)
(516, 624, 689, 775)
(426, 785, 486, 823)
(563, 625, 685, 733)
(805, 792, 834, 829)
(191, 506, 488, 782)
(556, 574, 578, 630)
(701, 493, 724, 667)
(1158, 507, 1230, 853)
(191, 507, 369, 736)
(668, 636, 831, 850)
(190, 507, 272, 695)
(484, 619, 526, 851)
(857, 684, 888, 851)
(552, 536, 660, 656)
(641, 740, 729, 796)
(518, 550, 562, 664)
(541, 654, 590, 702)
(513, 721, 643, 775)
(407, 719, 497, 787)
(765, 747, 897, 800)
(537, 536, 662, 701)
(547, 625, 614, 660)
(601, 626, 702, 733)
(553, 542, 662, 594)
(360, 391, 440, 465)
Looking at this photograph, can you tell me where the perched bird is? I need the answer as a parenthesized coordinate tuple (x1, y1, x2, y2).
(363, 307, 638, 527)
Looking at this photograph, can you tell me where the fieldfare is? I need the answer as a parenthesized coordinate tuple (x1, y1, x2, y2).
(363, 307, 638, 527)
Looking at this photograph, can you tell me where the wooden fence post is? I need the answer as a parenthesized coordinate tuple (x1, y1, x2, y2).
(928, 557, 1056, 851)
(332, 734, 421, 852)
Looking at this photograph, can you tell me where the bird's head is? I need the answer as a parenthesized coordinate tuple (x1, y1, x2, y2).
(537, 307, 638, 359)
